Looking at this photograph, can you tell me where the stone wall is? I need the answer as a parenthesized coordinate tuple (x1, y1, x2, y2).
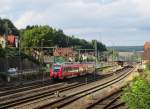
(0, 57, 39, 72)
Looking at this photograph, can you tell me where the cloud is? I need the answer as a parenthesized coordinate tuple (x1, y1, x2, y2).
(134, 0, 150, 18)
(0, 0, 13, 13)
(14, 0, 137, 28)
(0, 0, 150, 46)
(15, 11, 49, 28)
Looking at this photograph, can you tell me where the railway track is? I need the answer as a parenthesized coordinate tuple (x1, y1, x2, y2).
(0, 73, 103, 99)
(0, 80, 54, 96)
(85, 89, 126, 109)
(35, 66, 133, 109)
(0, 65, 120, 97)
(0, 66, 123, 94)
(0, 73, 114, 109)
(0, 73, 98, 97)
(0, 82, 78, 108)
(0, 66, 131, 109)
(0, 65, 118, 92)
(0, 66, 123, 97)
(0, 79, 54, 92)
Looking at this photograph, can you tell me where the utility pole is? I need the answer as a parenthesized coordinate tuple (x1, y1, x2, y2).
(79, 50, 80, 62)
(94, 40, 97, 80)
(40, 39, 52, 82)
(41, 39, 44, 82)
(94, 40, 98, 62)
(112, 48, 114, 64)
(4, 22, 8, 75)
(66, 36, 69, 47)
(4, 22, 10, 82)
(19, 36, 22, 83)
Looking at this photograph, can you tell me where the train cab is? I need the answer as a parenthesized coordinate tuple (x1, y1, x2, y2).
(50, 64, 62, 78)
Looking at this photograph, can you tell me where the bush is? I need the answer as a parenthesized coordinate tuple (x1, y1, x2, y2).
(0, 72, 7, 81)
(148, 65, 150, 70)
(122, 76, 150, 109)
(0, 48, 6, 57)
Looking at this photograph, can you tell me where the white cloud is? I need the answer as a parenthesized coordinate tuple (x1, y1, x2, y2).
(0, 0, 12, 13)
(134, 0, 150, 18)
(1, 0, 150, 45)
(15, 11, 48, 28)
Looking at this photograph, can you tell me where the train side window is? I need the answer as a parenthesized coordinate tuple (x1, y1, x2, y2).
(63, 67, 67, 72)
(64, 67, 79, 73)
(70, 67, 79, 73)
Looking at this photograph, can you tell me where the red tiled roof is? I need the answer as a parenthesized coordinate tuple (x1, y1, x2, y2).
(53, 48, 74, 57)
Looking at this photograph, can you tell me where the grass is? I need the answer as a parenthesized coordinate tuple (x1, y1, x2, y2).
(121, 64, 150, 109)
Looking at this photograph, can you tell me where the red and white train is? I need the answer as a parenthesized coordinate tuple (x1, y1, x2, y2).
(50, 62, 96, 79)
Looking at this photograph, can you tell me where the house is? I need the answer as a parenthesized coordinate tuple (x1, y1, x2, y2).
(6, 34, 17, 47)
(0, 35, 6, 48)
(144, 42, 150, 65)
(0, 34, 18, 48)
(53, 48, 75, 61)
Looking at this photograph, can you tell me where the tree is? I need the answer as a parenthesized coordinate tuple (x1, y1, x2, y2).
(21, 25, 107, 52)
(0, 48, 6, 57)
(0, 18, 19, 36)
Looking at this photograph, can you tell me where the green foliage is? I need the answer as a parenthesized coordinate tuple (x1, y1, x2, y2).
(96, 66, 111, 72)
(21, 53, 40, 65)
(21, 25, 107, 51)
(0, 48, 20, 57)
(0, 72, 7, 81)
(0, 48, 6, 57)
(21, 25, 53, 47)
(145, 64, 150, 71)
(122, 76, 150, 109)
(87, 55, 96, 62)
(5, 48, 19, 57)
(54, 56, 65, 64)
(0, 18, 106, 51)
(0, 47, 28, 59)
(108, 46, 143, 52)
(0, 18, 19, 36)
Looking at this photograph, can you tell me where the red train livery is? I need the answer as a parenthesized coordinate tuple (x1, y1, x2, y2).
(50, 62, 95, 79)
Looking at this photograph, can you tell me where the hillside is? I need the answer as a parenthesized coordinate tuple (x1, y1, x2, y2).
(107, 46, 144, 52)
(0, 18, 107, 52)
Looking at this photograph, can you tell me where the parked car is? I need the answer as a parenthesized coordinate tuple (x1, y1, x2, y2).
(8, 68, 17, 75)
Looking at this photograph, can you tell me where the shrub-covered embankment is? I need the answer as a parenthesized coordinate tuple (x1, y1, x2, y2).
(122, 65, 150, 109)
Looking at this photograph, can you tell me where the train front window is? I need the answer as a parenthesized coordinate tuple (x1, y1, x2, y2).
(53, 69, 60, 72)
(53, 65, 61, 72)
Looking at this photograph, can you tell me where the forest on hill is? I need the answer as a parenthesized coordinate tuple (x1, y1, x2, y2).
(0, 18, 19, 36)
(108, 46, 143, 52)
(0, 18, 106, 52)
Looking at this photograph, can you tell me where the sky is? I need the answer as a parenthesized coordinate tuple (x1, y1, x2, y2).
(0, 0, 150, 46)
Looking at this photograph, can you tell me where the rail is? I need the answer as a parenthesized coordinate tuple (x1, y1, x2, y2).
(36, 66, 134, 109)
